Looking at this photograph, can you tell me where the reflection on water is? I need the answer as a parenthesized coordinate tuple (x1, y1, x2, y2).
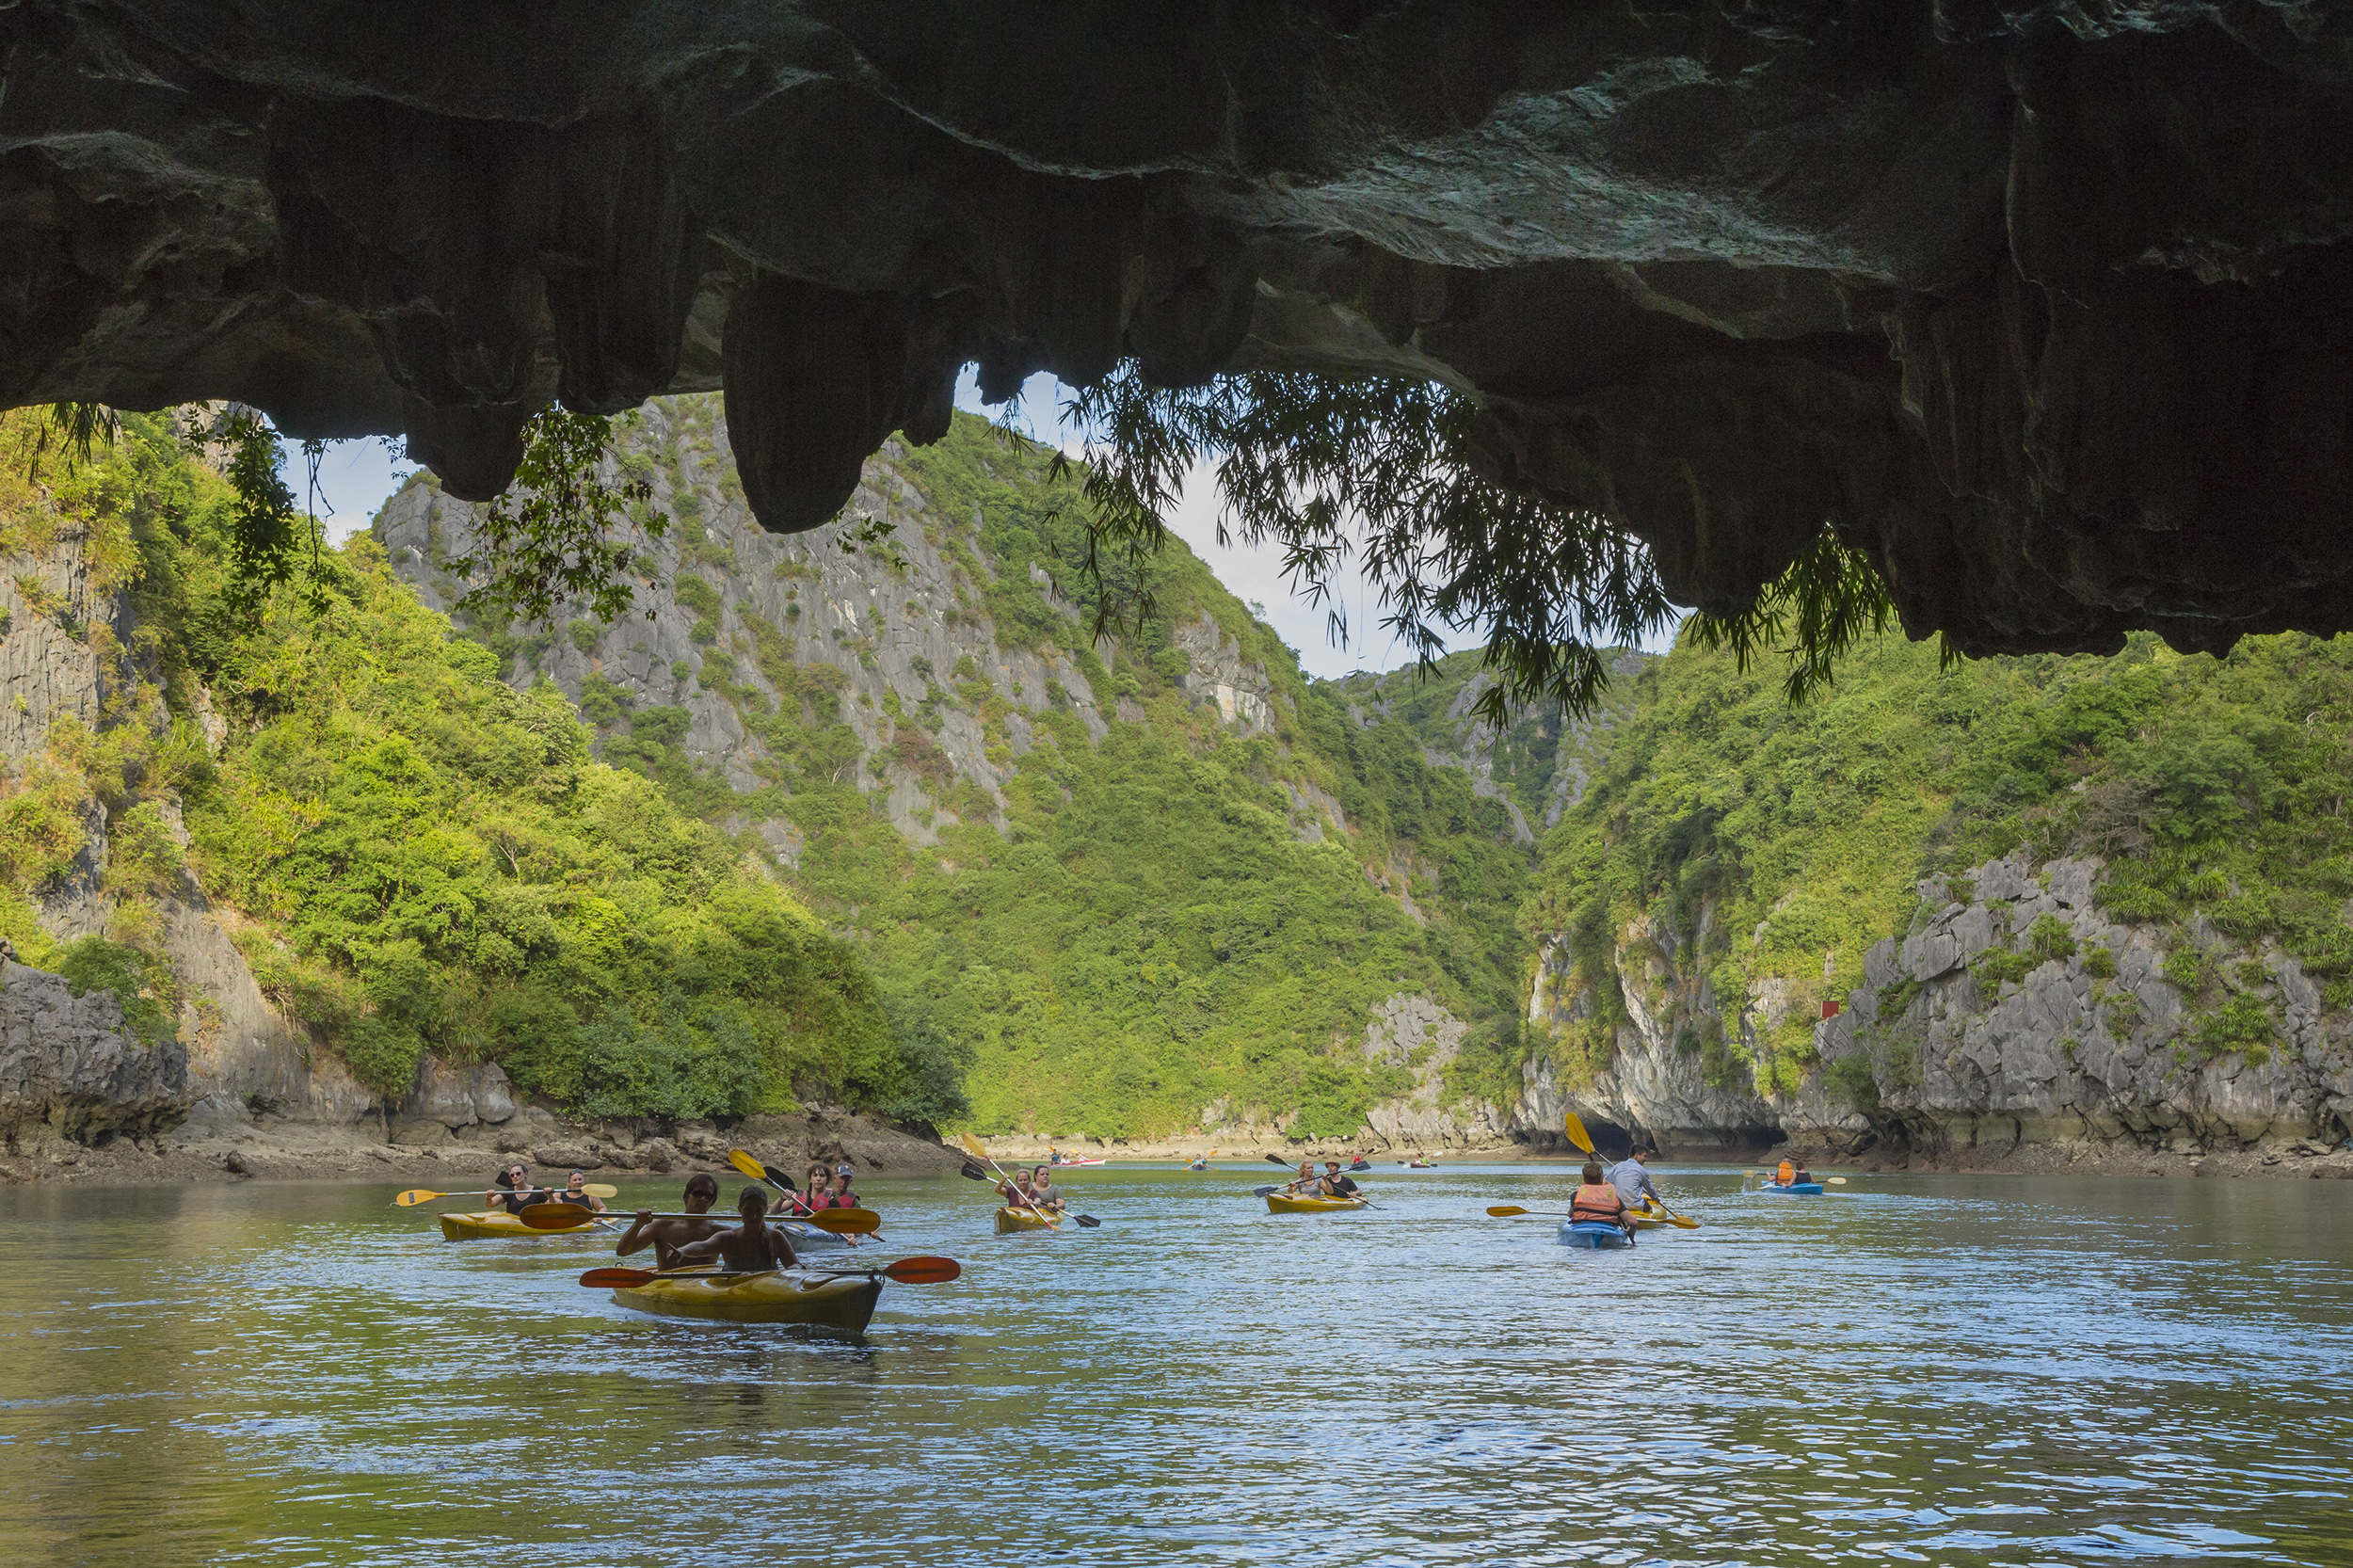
(1, 1168, 2347, 1566)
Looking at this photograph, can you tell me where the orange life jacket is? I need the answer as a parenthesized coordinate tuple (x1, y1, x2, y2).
(1776, 1160, 1796, 1185)
(1571, 1184, 1625, 1224)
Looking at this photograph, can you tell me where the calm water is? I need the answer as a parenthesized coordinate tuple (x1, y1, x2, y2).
(1, 1166, 2347, 1568)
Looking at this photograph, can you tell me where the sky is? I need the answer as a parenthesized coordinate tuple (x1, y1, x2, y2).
(297, 369, 1681, 677)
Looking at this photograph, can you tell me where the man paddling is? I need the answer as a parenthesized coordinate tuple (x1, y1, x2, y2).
(1318, 1160, 1362, 1201)
(1608, 1146, 1662, 1215)
(676, 1185, 801, 1272)
(617, 1173, 724, 1269)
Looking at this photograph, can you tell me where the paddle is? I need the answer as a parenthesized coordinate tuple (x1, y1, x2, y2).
(954, 1157, 1100, 1227)
(1753, 1166, 1848, 1186)
(522, 1203, 882, 1235)
(393, 1184, 615, 1207)
(1260, 1152, 1382, 1208)
(579, 1256, 963, 1289)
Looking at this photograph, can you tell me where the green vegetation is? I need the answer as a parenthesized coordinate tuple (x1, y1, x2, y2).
(1529, 628, 2353, 1096)
(504, 408, 1542, 1140)
(0, 408, 935, 1122)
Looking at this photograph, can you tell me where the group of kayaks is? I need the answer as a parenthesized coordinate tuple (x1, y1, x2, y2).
(408, 1152, 952, 1336)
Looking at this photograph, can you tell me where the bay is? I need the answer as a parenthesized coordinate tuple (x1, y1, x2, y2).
(2, 1167, 2347, 1567)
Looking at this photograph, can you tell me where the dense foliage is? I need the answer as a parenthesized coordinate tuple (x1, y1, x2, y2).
(0, 408, 922, 1121)
(494, 408, 1546, 1139)
(1529, 628, 2353, 1096)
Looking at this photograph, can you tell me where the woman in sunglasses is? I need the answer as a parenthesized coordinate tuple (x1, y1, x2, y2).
(487, 1163, 548, 1214)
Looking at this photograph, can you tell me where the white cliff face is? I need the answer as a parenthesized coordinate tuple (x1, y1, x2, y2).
(1520, 849, 2353, 1163)
(376, 402, 1284, 851)
(1515, 916, 1779, 1156)
(1795, 855, 2353, 1160)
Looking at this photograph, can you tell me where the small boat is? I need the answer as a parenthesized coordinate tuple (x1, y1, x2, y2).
(1756, 1182, 1824, 1195)
(1401, 1160, 1439, 1170)
(994, 1206, 1060, 1233)
(1184, 1160, 1213, 1171)
(440, 1209, 604, 1241)
(1559, 1220, 1635, 1250)
(1345, 1162, 1372, 1173)
(1628, 1203, 1669, 1231)
(1266, 1192, 1366, 1214)
(778, 1220, 849, 1251)
(1048, 1157, 1106, 1167)
(609, 1271, 884, 1333)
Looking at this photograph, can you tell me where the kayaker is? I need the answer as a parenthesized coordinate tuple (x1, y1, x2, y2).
(1318, 1160, 1362, 1200)
(1791, 1159, 1814, 1186)
(616, 1173, 725, 1269)
(559, 1170, 608, 1213)
(676, 1185, 800, 1273)
(487, 1163, 549, 1214)
(1030, 1167, 1066, 1213)
(1571, 1161, 1632, 1234)
(1284, 1159, 1319, 1194)
(1774, 1158, 1798, 1187)
(820, 1164, 858, 1208)
(1608, 1147, 1661, 1214)
(1002, 1170, 1039, 1211)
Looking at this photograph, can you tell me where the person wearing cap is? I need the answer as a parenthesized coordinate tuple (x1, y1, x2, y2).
(1316, 1159, 1362, 1201)
(1608, 1146, 1663, 1215)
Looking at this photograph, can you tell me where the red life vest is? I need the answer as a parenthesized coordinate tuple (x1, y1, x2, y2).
(1571, 1184, 1625, 1224)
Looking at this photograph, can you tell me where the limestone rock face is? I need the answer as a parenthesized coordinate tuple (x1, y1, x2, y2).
(0, 960, 188, 1144)
(12, 5, 2353, 654)
(376, 400, 1281, 846)
(1794, 855, 2353, 1160)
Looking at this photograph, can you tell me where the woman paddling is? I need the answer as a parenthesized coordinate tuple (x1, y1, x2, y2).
(487, 1163, 548, 1215)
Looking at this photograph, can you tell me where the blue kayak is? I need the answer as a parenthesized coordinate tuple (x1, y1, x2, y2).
(1558, 1220, 1635, 1249)
(1757, 1181, 1824, 1195)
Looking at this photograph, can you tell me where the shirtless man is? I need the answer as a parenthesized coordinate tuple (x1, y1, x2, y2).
(676, 1185, 801, 1272)
(616, 1173, 725, 1270)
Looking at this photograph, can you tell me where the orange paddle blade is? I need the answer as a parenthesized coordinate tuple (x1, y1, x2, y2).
(881, 1256, 961, 1285)
(802, 1207, 882, 1235)
(520, 1202, 599, 1228)
(580, 1267, 659, 1288)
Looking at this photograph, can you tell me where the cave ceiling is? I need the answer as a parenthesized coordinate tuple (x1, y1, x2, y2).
(7, 1, 2353, 656)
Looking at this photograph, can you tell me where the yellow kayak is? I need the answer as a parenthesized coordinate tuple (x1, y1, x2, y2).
(1630, 1202, 1666, 1231)
(1266, 1192, 1367, 1214)
(609, 1271, 884, 1333)
(994, 1206, 1059, 1233)
(440, 1209, 603, 1240)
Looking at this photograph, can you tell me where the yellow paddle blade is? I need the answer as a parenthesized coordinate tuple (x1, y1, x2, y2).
(1561, 1112, 1594, 1156)
(1485, 1205, 1532, 1217)
(958, 1131, 988, 1160)
(802, 1207, 882, 1236)
(584, 1183, 617, 1199)
(392, 1190, 447, 1207)
(728, 1148, 769, 1181)
(1826, 1176, 1848, 1185)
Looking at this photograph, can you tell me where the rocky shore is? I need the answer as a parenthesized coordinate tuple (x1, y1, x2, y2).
(0, 1104, 962, 1189)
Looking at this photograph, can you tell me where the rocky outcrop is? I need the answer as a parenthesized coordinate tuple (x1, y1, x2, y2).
(1519, 853, 2353, 1170)
(0, 959, 187, 1145)
(1795, 855, 2353, 1164)
(376, 400, 1282, 851)
(17, 6, 2353, 657)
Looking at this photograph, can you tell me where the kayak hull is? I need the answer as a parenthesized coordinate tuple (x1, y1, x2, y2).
(994, 1206, 1059, 1233)
(1559, 1220, 1635, 1249)
(778, 1221, 848, 1251)
(440, 1209, 601, 1240)
(1758, 1182, 1825, 1195)
(1048, 1158, 1106, 1167)
(1629, 1203, 1668, 1231)
(610, 1272, 883, 1333)
(1266, 1192, 1366, 1214)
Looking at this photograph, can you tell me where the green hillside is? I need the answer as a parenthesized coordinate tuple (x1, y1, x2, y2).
(0, 409, 924, 1121)
(1530, 627, 2353, 1096)
(443, 408, 1548, 1140)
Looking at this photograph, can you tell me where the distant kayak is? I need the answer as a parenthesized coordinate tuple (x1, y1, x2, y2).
(1559, 1221, 1635, 1250)
(1401, 1160, 1439, 1170)
(1345, 1162, 1372, 1173)
(440, 1209, 602, 1240)
(1048, 1158, 1106, 1167)
(1757, 1182, 1824, 1195)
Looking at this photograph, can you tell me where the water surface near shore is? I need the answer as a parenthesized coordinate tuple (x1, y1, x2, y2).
(3, 1166, 2347, 1567)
